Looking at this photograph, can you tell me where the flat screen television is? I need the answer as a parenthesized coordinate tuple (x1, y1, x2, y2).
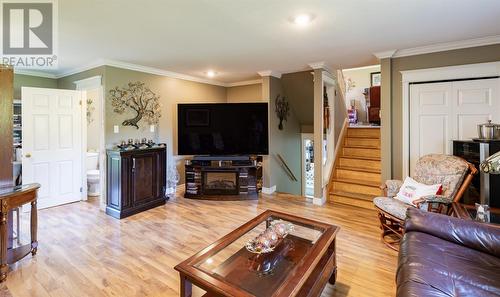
(178, 103, 268, 155)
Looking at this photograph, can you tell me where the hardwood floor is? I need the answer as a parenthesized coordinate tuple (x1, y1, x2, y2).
(2, 192, 397, 297)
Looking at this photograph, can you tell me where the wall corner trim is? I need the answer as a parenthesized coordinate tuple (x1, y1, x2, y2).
(374, 50, 397, 59)
(73, 75, 102, 90)
(308, 61, 327, 70)
(226, 79, 262, 87)
(257, 70, 281, 79)
(262, 185, 276, 195)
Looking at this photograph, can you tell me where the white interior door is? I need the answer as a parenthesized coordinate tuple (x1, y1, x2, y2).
(22, 87, 84, 209)
(410, 78, 500, 173)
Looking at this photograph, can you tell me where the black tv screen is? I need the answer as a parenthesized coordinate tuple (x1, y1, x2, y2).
(178, 103, 269, 155)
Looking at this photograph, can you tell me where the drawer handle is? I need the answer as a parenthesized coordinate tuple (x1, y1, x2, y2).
(132, 158, 136, 170)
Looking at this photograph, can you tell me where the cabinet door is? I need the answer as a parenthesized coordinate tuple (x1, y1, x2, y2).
(131, 152, 159, 205)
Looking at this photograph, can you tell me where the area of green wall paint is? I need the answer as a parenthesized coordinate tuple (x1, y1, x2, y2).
(268, 76, 302, 195)
(389, 44, 500, 179)
(16, 67, 307, 195)
(13, 74, 57, 99)
(57, 66, 106, 90)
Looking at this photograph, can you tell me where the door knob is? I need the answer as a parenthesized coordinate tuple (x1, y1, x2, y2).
(25, 153, 31, 158)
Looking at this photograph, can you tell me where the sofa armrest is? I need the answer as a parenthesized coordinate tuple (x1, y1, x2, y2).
(405, 207, 500, 257)
(382, 179, 403, 198)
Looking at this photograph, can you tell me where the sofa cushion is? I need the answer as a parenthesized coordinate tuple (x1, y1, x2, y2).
(397, 231, 500, 297)
(373, 197, 411, 220)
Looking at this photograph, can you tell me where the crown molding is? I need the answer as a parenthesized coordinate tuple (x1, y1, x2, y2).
(226, 79, 262, 87)
(308, 61, 326, 70)
(373, 50, 397, 59)
(257, 70, 281, 78)
(374, 35, 500, 60)
(343, 64, 381, 72)
(57, 59, 266, 87)
(14, 69, 57, 79)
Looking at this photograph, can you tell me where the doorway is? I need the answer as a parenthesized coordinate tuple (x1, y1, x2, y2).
(74, 76, 106, 210)
(20, 75, 105, 210)
(409, 78, 500, 173)
(22, 87, 85, 209)
(301, 133, 314, 198)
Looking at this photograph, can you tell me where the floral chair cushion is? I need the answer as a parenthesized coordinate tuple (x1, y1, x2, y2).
(373, 197, 410, 220)
(373, 197, 429, 220)
(413, 154, 468, 201)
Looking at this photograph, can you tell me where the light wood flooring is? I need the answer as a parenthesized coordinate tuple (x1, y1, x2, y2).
(2, 192, 397, 297)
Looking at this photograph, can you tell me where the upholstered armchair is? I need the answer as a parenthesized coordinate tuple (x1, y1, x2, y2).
(373, 154, 477, 250)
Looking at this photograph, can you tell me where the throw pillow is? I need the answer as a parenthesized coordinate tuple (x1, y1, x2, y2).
(395, 177, 442, 205)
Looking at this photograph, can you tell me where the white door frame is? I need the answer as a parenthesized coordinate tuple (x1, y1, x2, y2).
(401, 61, 500, 177)
(74, 76, 106, 210)
(301, 133, 314, 198)
(22, 87, 84, 209)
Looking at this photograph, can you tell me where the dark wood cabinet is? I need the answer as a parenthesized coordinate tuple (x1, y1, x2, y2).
(106, 146, 167, 219)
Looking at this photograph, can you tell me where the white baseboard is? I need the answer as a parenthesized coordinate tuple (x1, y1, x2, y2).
(262, 185, 276, 195)
(313, 196, 326, 205)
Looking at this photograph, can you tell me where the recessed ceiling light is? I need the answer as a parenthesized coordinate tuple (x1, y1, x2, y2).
(293, 14, 313, 26)
(206, 70, 216, 78)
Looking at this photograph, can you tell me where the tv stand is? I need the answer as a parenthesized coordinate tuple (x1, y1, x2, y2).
(184, 156, 262, 200)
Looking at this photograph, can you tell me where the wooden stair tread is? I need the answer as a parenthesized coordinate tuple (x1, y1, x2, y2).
(336, 166, 381, 174)
(343, 145, 381, 149)
(330, 191, 375, 201)
(332, 178, 381, 187)
(345, 135, 380, 139)
(340, 156, 381, 161)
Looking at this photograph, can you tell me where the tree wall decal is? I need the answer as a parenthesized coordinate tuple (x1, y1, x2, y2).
(109, 81, 161, 129)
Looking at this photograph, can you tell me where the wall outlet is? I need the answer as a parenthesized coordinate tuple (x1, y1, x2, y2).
(114, 125, 119, 133)
(150, 125, 155, 133)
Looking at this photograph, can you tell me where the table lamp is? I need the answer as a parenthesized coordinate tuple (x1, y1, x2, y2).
(480, 151, 500, 174)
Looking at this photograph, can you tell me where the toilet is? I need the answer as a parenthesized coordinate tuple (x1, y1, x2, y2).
(86, 152, 100, 196)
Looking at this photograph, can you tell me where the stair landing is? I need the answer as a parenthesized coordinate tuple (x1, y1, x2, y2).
(329, 127, 382, 210)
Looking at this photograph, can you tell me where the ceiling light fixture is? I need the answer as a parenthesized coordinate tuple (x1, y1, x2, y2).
(293, 14, 313, 26)
(206, 70, 216, 78)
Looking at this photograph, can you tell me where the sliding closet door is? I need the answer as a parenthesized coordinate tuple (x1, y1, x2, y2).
(453, 79, 500, 140)
(410, 82, 453, 173)
(409, 78, 500, 174)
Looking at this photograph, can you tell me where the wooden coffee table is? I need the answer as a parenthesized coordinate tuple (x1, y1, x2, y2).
(175, 210, 339, 297)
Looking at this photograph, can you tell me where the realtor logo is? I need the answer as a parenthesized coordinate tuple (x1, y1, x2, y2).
(1, 0, 58, 69)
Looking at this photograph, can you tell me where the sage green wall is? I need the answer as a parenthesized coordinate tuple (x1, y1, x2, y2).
(268, 76, 301, 195)
(226, 83, 262, 102)
(13, 74, 57, 98)
(57, 66, 106, 90)
(390, 44, 500, 179)
(281, 71, 314, 126)
(104, 66, 227, 181)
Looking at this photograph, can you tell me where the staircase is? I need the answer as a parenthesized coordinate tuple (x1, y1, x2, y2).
(329, 127, 382, 209)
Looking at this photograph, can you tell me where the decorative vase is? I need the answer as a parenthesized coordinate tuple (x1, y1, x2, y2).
(166, 166, 180, 198)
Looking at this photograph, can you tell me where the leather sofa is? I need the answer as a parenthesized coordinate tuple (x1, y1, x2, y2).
(397, 208, 500, 297)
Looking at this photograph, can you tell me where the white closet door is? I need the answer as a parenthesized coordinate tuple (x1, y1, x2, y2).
(22, 87, 84, 209)
(409, 78, 500, 174)
(453, 79, 500, 140)
(410, 82, 453, 174)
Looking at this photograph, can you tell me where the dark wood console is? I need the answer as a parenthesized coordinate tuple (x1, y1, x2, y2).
(184, 156, 262, 200)
(106, 146, 167, 219)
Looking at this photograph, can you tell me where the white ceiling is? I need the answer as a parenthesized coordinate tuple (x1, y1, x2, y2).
(46, 0, 500, 83)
